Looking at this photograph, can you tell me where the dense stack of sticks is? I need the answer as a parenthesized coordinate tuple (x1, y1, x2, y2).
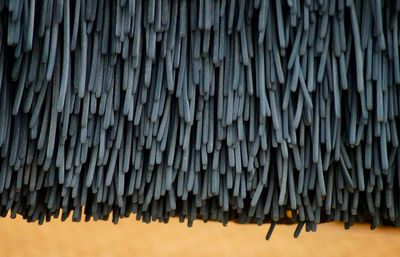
(0, 0, 400, 237)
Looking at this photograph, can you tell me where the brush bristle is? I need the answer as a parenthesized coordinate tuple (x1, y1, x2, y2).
(0, 0, 399, 237)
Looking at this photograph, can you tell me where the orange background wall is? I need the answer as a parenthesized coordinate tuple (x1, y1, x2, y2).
(0, 217, 399, 257)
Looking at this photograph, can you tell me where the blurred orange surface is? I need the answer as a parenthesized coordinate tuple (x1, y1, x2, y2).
(0, 216, 399, 257)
